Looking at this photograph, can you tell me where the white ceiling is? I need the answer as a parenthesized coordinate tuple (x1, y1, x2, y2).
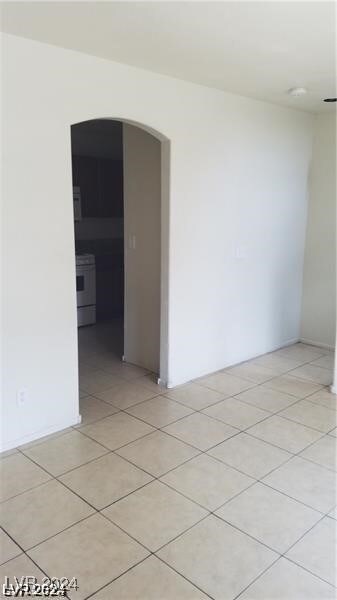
(1, 1, 336, 113)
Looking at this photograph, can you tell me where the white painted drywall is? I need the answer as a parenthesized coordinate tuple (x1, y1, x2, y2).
(123, 124, 161, 373)
(1, 33, 313, 450)
(301, 113, 336, 349)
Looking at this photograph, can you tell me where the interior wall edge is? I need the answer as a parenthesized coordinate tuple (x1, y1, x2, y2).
(0, 414, 82, 453)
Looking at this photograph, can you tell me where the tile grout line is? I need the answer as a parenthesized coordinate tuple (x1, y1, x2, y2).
(5, 389, 334, 515)
(2, 341, 335, 599)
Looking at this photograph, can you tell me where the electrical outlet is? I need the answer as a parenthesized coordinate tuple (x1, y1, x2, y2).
(234, 245, 248, 260)
(17, 388, 27, 407)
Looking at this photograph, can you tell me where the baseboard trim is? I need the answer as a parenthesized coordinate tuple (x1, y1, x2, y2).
(300, 338, 335, 351)
(0, 415, 82, 453)
(167, 337, 302, 389)
(330, 385, 337, 395)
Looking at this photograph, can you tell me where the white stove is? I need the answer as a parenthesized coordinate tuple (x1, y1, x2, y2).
(76, 253, 96, 327)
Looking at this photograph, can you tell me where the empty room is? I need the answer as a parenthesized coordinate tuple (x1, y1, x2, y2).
(0, 1, 336, 599)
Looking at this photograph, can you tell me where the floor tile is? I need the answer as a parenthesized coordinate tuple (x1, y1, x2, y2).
(203, 398, 270, 430)
(105, 362, 150, 380)
(75, 395, 119, 427)
(0, 480, 93, 549)
(116, 431, 199, 477)
(136, 374, 168, 394)
(161, 454, 254, 510)
(263, 375, 322, 398)
(60, 453, 152, 509)
(276, 344, 326, 362)
(251, 352, 306, 373)
(79, 362, 102, 378)
(296, 343, 332, 354)
(239, 557, 336, 599)
(328, 428, 337, 437)
(163, 412, 238, 451)
(305, 389, 337, 412)
(235, 386, 298, 413)
(0, 453, 51, 502)
(22, 430, 107, 476)
(286, 517, 336, 586)
(328, 507, 337, 519)
(89, 555, 209, 599)
(247, 415, 323, 453)
(103, 480, 207, 551)
(310, 354, 335, 370)
(225, 362, 278, 383)
(207, 433, 291, 479)
(94, 382, 159, 409)
(290, 364, 333, 386)
(300, 436, 337, 471)
(0, 529, 22, 565)
(79, 369, 125, 394)
(0, 554, 46, 589)
(81, 351, 122, 371)
(216, 482, 321, 553)
(157, 515, 277, 600)
(263, 457, 337, 513)
(279, 400, 336, 433)
(19, 428, 73, 450)
(126, 395, 193, 427)
(165, 382, 224, 410)
(198, 372, 253, 396)
(80, 412, 154, 451)
(28, 514, 149, 600)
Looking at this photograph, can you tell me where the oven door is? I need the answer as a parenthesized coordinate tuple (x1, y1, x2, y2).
(76, 264, 96, 307)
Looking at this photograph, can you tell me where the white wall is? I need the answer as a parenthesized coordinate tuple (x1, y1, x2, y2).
(1, 33, 313, 450)
(301, 113, 336, 349)
(123, 124, 161, 373)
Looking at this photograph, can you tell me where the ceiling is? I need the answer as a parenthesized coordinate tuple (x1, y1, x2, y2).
(1, 1, 336, 113)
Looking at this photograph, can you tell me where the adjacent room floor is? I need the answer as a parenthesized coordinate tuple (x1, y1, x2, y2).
(1, 321, 336, 599)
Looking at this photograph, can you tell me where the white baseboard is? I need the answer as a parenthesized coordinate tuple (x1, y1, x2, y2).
(300, 337, 335, 351)
(330, 385, 337, 395)
(0, 414, 82, 453)
(167, 336, 300, 389)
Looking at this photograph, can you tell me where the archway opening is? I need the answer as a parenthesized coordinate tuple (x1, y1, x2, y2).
(70, 118, 170, 411)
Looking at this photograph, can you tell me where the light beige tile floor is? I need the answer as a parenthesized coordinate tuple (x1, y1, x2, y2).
(286, 516, 336, 586)
(300, 435, 337, 471)
(207, 432, 292, 479)
(160, 453, 254, 510)
(1, 325, 336, 600)
(116, 430, 200, 477)
(90, 555, 209, 599)
(238, 557, 336, 599)
(0, 529, 22, 564)
(202, 397, 270, 429)
(0, 479, 94, 549)
(162, 411, 239, 450)
(215, 482, 322, 553)
(157, 515, 278, 599)
(103, 480, 208, 551)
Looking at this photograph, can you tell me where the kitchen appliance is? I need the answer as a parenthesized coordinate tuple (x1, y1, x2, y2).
(76, 253, 96, 327)
(73, 186, 82, 221)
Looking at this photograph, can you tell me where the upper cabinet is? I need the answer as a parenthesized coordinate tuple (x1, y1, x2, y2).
(72, 155, 123, 218)
(98, 158, 124, 218)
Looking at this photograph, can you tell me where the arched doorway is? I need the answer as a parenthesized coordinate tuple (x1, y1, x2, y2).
(70, 118, 170, 397)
